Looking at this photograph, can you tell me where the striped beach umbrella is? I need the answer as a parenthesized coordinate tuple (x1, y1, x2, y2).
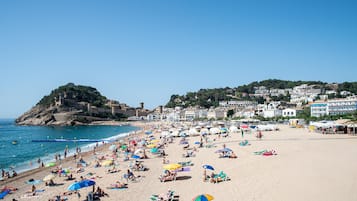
(192, 194, 214, 201)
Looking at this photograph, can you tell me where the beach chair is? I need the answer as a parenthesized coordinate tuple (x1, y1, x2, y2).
(205, 144, 216, 148)
(178, 161, 193, 167)
(218, 171, 230, 181)
(159, 172, 177, 182)
(212, 171, 230, 183)
(182, 151, 195, 158)
(150, 190, 175, 201)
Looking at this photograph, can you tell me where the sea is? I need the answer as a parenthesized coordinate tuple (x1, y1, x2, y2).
(0, 119, 139, 175)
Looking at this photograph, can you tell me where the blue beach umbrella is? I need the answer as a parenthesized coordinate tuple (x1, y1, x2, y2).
(194, 141, 200, 145)
(68, 180, 95, 191)
(132, 155, 141, 159)
(145, 131, 152, 135)
(202, 165, 214, 171)
(215, 148, 233, 153)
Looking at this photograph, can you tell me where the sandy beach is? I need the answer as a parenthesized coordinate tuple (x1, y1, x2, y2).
(2, 123, 357, 201)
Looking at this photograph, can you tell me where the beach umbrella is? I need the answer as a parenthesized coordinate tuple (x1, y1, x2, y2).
(145, 131, 152, 135)
(194, 141, 200, 145)
(109, 144, 116, 151)
(43, 174, 56, 181)
(150, 148, 159, 153)
(121, 145, 128, 150)
(192, 194, 214, 201)
(147, 144, 157, 148)
(150, 139, 160, 143)
(61, 169, 70, 174)
(134, 149, 143, 155)
(68, 180, 95, 191)
(45, 162, 56, 167)
(202, 165, 214, 171)
(163, 163, 182, 171)
(215, 148, 233, 153)
(240, 124, 249, 129)
(180, 141, 189, 145)
(101, 160, 114, 166)
(220, 128, 228, 133)
(132, 155, 141, 159)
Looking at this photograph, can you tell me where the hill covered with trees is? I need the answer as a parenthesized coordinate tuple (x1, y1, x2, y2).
(16, 83, 127, 126)
(165, 79, 356, 108)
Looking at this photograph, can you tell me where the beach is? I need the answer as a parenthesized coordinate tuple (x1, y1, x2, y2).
(2, 123, 357, 201)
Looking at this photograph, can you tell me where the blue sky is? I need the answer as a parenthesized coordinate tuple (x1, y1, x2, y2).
(1, 0, 356, 118)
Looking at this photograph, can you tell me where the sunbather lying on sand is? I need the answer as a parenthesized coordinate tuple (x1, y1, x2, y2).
(107, 181, 128, 189)
(229, 152, 237, 158)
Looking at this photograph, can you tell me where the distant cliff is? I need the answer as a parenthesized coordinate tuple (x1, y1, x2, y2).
(16, 83, 131, 126)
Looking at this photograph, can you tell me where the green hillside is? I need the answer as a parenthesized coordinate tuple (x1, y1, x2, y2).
(37, 83, 108, 107)
(166, 79, 356, 108)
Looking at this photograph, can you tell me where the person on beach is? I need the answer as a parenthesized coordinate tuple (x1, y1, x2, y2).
(241, 129, 244, 138)
(203, 169, 207, 182)
(31, 184, 36, 195)
(12, 170, 17, 177)
(37, 158, 41, 167)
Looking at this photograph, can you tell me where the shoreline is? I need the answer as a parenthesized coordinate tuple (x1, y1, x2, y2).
(0, 122, 142, 179)
(0, 122, 146, 186)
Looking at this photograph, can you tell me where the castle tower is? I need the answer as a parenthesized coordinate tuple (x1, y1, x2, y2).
(159, 105, 163, 114)
(55, 95, 64, 107)
(140, 102, 144, 110)
(87, 103, 91, 113)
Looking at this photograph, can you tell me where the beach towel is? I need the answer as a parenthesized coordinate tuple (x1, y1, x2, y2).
(106, 187, 127, 190)
(26, 179, 42, 185)
(0, 189, 10, 199)
(175, 167, 191, 172)
(21, 194, 41, 199)
(239, 140, 249, 146)
(263, 151, 275, 156)
(254, 150, 267, 155)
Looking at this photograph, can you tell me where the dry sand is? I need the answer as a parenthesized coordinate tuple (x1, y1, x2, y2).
(2, 124, 357, 201)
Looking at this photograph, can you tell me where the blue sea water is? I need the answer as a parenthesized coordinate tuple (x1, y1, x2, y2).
(0, 119, 139, 174)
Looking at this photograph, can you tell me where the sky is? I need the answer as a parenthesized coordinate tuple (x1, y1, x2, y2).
(0, 0, 356, 118)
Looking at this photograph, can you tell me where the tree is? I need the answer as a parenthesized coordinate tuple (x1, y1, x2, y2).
(227, 109, 234, 118)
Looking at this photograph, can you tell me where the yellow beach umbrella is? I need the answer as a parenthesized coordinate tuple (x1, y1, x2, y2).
(147, 144, 157, 148)
(43, 174, 56, 181)
(150, 139, 160, 143)
(163, 163, 182, 171)
(101, 160, 114, 166)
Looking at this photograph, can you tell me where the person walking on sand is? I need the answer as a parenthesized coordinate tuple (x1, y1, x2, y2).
(241, 129, 244, 138)
(203, 169, 207, 182)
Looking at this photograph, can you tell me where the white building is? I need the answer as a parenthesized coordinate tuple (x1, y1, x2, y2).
(254, 86, 270, 97)
(282, 108, 296, 117)
(328, 97, 357, 116)
(257, 102, 282, 118)
(263, 109, 282, 118)
(184, 110, 197, 121)
(219, 100, 257, 109)
(207, 109, 226, 120)
(310, 102, 328, 117)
